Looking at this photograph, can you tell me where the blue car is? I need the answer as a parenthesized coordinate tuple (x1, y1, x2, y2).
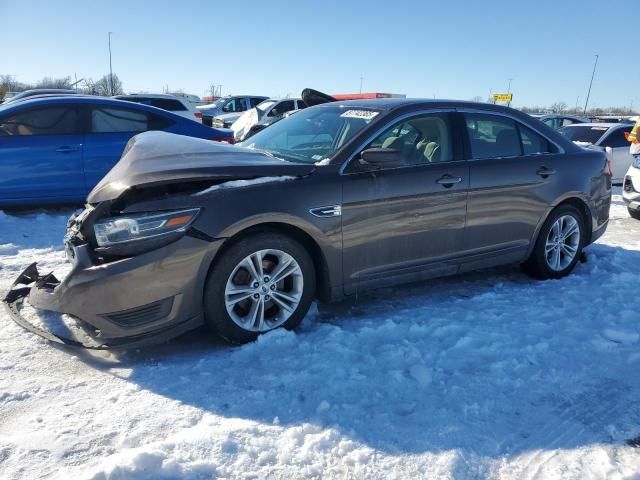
(0, 95, 233, 206)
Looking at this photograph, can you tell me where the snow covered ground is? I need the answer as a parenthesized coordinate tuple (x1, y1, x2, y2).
(1, 190, 639, 479)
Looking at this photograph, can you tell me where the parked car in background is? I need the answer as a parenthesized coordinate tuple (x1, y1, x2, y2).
(114, 93, 203, 122)
(5, 99, 611, 348)
(0, 95, 233, 206)
(623, 157, 640, 220)
(231, 98, 307, 141)
(559, 123, 634, 183)
(2, 89, 79, 104)
(197, 96, 268, 126)
(539, 114, 588, 130)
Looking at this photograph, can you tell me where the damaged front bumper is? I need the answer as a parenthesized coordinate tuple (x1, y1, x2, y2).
(3, 234, 221, 349)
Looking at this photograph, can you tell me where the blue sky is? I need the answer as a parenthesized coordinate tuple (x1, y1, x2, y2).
(1, 0, 637, 110)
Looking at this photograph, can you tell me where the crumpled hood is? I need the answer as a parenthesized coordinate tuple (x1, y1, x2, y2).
(87, 131, 315, 203)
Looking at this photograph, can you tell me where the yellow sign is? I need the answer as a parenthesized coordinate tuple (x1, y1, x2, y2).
(493, 93, 513, 102)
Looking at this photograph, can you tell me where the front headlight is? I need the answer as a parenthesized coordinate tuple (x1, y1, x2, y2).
(94, 208, 200, 247)
(633, 156, 640, 169)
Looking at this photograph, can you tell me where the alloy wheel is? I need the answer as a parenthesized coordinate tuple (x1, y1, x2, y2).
(544, 214, 580, 271)
(224, 249, 304, 332)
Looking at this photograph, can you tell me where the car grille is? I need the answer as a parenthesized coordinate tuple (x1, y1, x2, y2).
(102, 297, 174, 328)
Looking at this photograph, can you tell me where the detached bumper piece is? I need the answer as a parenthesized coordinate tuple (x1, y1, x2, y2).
(3, 263, 193, 350)
(2, 263, 94, 348)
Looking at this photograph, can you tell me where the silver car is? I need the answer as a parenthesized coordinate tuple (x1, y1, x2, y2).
(198, 96, 268, 127)
(559, 122, 634, 183)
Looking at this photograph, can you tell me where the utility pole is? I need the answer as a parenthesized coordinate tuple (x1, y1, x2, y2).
(583, 54, 599, 114)
(507, 78, 513, 107)
(108, 32, 114, 95)
(359, 76, 363, 94)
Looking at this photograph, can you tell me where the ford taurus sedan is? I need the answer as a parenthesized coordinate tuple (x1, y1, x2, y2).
(4, 99, 612, 347)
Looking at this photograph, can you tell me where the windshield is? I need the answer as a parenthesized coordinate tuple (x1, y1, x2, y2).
(239, 105, 382, 163)
(559, 125, 609, 144)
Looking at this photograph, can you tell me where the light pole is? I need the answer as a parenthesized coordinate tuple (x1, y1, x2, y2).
(583, 54, 598, 114)
(108, 32, 114, 95)
(359, 76, 363, 94)
(507, 78, 513, 107)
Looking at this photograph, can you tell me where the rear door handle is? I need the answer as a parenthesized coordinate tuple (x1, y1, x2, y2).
(56, 146, 78, 153)
(536, 167, 556, 178)
(436, 175, 463, 187)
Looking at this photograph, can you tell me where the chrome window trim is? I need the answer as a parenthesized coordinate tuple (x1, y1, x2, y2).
(339, 108, 458, 175)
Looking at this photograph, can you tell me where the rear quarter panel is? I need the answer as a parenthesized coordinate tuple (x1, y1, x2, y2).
(544, 148, 610, 246)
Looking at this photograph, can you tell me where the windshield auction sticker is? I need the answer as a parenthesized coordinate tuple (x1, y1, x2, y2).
(340, 110, 379, 121)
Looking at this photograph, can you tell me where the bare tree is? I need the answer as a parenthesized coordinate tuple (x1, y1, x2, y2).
(550, 101, 567, 114)
(0, 74, 30, 92)
(35, 76, 72, 89)
(470, 96, 483, 103)
(92, 74, 123, 96)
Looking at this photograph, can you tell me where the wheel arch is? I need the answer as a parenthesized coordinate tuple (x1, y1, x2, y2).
(527, 194, 594, 257)
(207, 218, 336, 303)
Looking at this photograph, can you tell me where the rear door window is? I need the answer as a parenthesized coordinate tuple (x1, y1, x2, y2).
(464, 113, 522, 159)
(223, 98, 247, 113)
(91, 106, 173, 133)
(520, 124, 554, 155)
(0, 106, 80, 136)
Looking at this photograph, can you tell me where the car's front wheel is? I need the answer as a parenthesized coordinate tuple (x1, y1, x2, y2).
(524, 205, 585, 279)
(203, 233, 315, 344)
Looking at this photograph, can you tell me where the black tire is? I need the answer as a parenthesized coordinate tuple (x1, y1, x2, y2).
(523, 205, 586, 279)
(203, 232, 316, 344)
(628, 208, 640, 220)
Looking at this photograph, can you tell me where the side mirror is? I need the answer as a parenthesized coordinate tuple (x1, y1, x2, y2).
(359, 148, 405, 169)
(605, 146, 613, 155)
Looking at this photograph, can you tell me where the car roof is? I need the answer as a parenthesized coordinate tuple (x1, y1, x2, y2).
(539, 114, 587, 120)
(310, 98, 532, 114)
(0, 95, 190, 120)
(17, 88, 78, 95)
(116, 93, 190, 100)
(562, 122, 623, 128)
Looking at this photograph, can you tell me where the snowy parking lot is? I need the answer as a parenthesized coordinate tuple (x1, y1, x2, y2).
(0, 189, 639, 479)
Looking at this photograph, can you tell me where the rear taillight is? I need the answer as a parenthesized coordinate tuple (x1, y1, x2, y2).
(195, 112, 203, 119)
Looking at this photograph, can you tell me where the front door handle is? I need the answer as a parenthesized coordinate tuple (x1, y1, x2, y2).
(56, 146, 78, 153)
(436, 175, 463, 188)
(536, 167, 556, 178)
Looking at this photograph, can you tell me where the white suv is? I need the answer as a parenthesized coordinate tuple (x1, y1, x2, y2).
(114, 94, 203, 122)
(623, 156, 640, 220)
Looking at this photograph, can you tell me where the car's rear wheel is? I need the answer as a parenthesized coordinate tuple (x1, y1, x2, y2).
(628, 207, 640, 220)
(523, 205, 585, 279)
(203, 233, 315, 344)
